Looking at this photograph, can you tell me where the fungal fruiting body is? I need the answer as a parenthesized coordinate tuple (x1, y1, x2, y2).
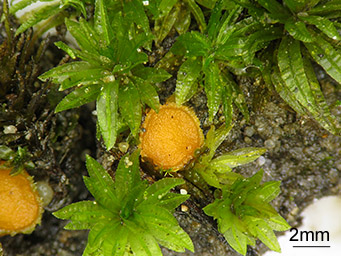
(140, 103, 204, 171)
(0, 167, 43, 236)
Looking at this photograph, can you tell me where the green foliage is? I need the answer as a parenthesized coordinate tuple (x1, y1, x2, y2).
(231, 0, 341, 134)
(39, 0, 171, 149)
(8, 0, 91, 36)
(170, 1, 256, 124)
(194, 125, 267, 188)
(8, 0, 309, 254)
(0, 145, 35, 175)
(153, 0, 217, 44)
(203, 170, 291, 255)
(53, 152, 193, 255)
(170, 0, 340, 133)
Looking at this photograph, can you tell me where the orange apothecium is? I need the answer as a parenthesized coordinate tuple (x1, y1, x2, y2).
(140, 103, 204, 171)
(0, 166, 43, 236)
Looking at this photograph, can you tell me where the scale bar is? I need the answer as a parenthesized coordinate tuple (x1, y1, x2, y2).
(293, 246, 331, 248)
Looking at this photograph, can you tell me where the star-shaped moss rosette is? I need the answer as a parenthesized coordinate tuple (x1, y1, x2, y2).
(203, 169, 291, 255)
(53, 152, 193, 255)
(39, 0, 171, 150)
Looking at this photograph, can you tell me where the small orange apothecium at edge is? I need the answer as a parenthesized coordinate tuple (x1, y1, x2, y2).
(140, 103, 204, 171)
(0, 165, 43, 237)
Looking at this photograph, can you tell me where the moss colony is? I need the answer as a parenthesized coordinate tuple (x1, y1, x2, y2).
(0, 0, 340, 255)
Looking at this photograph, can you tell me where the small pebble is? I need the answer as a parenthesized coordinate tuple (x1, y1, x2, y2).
(36, 181, 54, 207)
(244, 126, 255, 137)
(264, 139, 276, 149)
(181, 205, 188, 212)
(118, 142, 129, 153)
(3, 125, 17, 134)
(180, 189, 187, 195)
(257, 156, 266, 166)
(244, 137, 252, 144)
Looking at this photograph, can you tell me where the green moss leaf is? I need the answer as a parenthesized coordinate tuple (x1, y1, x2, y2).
(209, 147, 267, 173)
(65, 18, 100, 54)
(253, 181, 281, 203)
(221, 71, 250, 122)
(299, 15, 341, 41)
(277, 36, 315, 111)
(246, 218, 281, 252)
(196, 0, 217, 9)
(241, 26, 283, 64)
(304, 32, 341, 84)
(185, 0, 207, 32)
(157, 193, 190, 211)
(302, 54, 338, 134)
(40, 61, 105, 91)
(139, 178, 186, 207)
(158, 0, 177, 18)
(118, 80, 142, 137)
(174, 4, 191, 35)
(283, 0, 307, 13)
(171, 31, 210, 57)
(67, 0, 88, 16)
(285, 18, 313, 42)
(204, 62, 222, 122)
(134, 76, 160, 112)
(203, 124, 233, 162)
(154, 5, 179, 44)
(94, 0, 112, 46)
(224, 224, 248, 255)
(54, 41, 78, 59)
(215, 6, 243, 46)
(123, 0, 152, 37)
(53, 201, 115, 230)
(271, 66, 309, 116)
(275, 35, 339, 134)
(114, 152, 142, 202)
(9, 0, 40, 15)
(256, 0, 291, 21)
(266, 215, 292, 232)
(84, 155, 120, 211)
(83, 222, 126, 256)
(137, 205, 194, 252)
(132, 65, 172, 84)
(97, 80, 119, 150)
(308, 0, 341, 16)
(0, 145, 14, 160)
(15, 2, 63, 36)
(175, 57, 202, 105)
(198, 127, 266, 189)
(126, 223, 163, 256)
(55, 84, 101, 113)
(207, 0, 224, 40)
